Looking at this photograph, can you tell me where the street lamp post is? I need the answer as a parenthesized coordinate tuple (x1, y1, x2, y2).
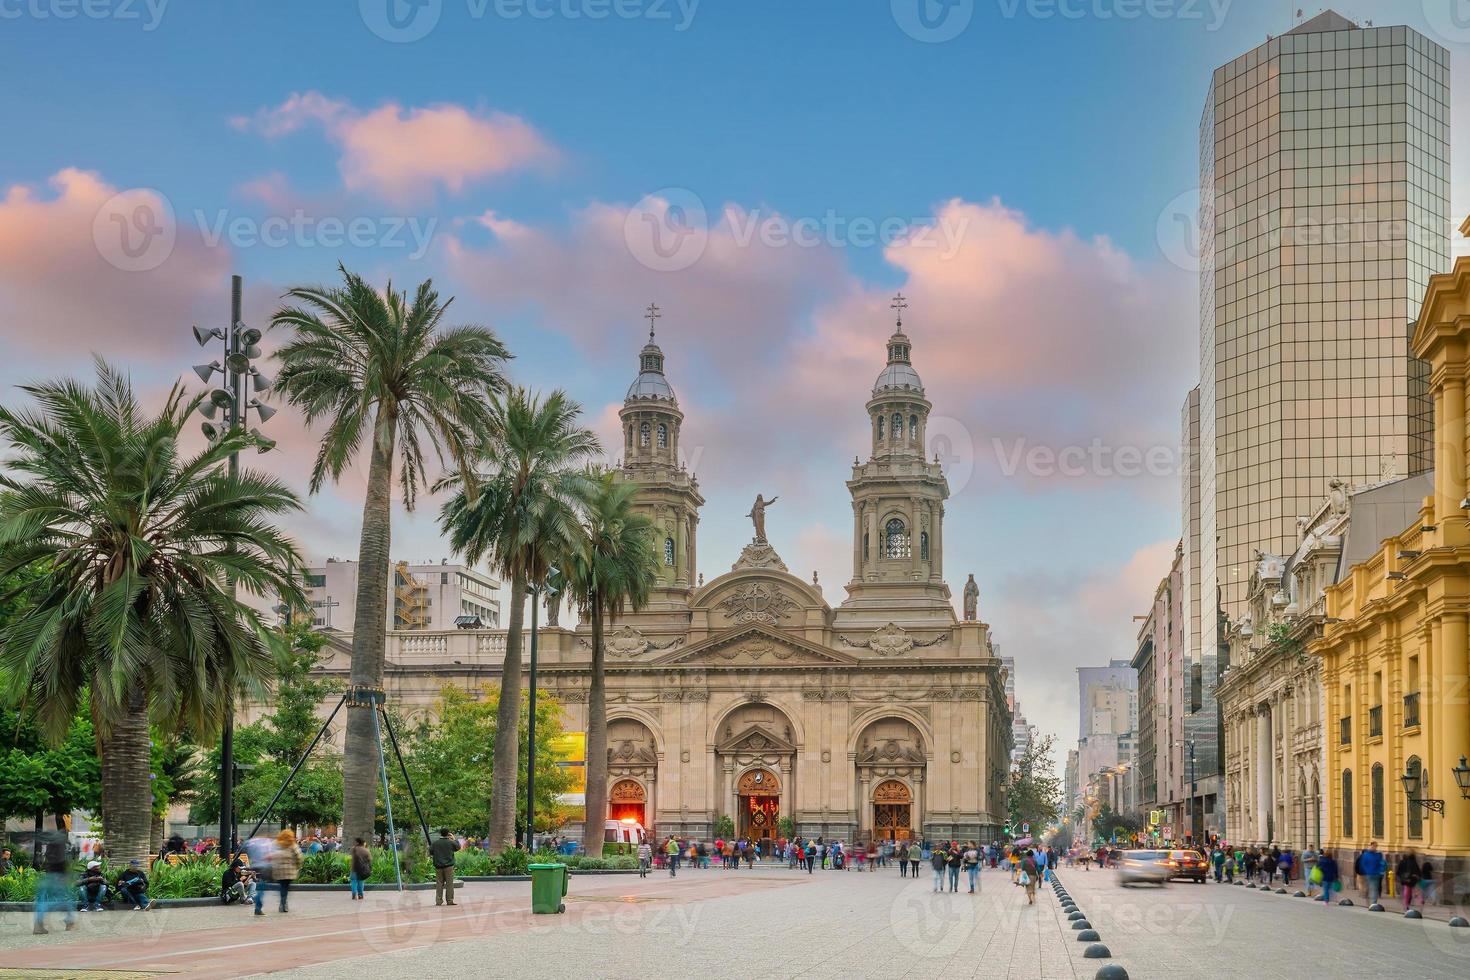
(524, 580, 540, 851)
(190, 274, 275, 860)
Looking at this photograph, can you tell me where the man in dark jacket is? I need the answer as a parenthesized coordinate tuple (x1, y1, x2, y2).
(78, 861, 107, 912)
(1316, 851, 1339, 906)
(430, 829, 459, 907)
(116, 859, 154, 910)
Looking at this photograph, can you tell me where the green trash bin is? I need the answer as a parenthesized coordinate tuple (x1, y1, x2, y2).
(529, 862, 568, 914)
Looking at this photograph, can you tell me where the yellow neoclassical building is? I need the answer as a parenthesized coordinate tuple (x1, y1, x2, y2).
(1313, 217, 1470, 903)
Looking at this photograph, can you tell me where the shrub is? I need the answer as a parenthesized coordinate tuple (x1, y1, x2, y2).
(149, 856, 223, 899)
(489, 847, 530, 876)
(454, 849, 496, 876)
(298, 852, 348, 884)
(0, 868, 39, 902)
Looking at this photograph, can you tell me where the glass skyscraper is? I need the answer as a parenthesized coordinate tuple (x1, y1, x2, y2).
(1192, 11, 1451, 833)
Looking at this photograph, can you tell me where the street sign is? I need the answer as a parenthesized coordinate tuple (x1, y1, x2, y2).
(1162, 825, 1172, 838)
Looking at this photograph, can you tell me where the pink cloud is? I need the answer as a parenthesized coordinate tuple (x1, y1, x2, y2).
(234, 92, 557, 200)
(0, 168, 229, 363)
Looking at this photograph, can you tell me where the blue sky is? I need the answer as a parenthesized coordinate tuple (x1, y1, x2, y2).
(3, 0, 1468, 751)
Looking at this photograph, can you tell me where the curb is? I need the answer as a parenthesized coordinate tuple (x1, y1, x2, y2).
(0, 897, 218, 912)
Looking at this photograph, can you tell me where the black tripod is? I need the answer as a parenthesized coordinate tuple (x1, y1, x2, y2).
(233, 686, 431, 891)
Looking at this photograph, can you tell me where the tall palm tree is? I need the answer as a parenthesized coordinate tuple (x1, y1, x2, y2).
(271, 267, 509, 846)
(0, 362, 303, 864)
(563, 471, 657, 857)
(437, 389, 598, 849)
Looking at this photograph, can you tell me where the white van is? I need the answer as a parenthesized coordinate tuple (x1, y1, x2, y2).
(604, 819, 647, 847)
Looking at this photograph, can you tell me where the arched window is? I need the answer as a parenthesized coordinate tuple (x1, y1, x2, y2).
(863, 531, 869, 560)
(920, 531, 929, 561)
(1341, 769, 1354, 836)
(910, 414, 919, 442)
(892, 413, 904, 440)
(876, 415, 885, 441)
(1371, 763, 1384, 838)
(664, 537, 675, 566)
(639, 422, 650, 447)
(884, 518, 910, 559)
(625, 425, 632, 448)
(1406, 757, 1424, 839)
(656, 423, 668, 449)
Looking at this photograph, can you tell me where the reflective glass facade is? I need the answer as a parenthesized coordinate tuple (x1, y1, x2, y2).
(1196, 20, 1451, 811)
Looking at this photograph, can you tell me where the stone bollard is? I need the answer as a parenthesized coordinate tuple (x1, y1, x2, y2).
(1072, 920, 1092, 930)
(1094, 966, 1129, 980)
(1449, 916, 1468, 928)
(1077, 929, 1101, 942)
(1404, 909, 1422, 919)
(1083, 943, 1112, 959)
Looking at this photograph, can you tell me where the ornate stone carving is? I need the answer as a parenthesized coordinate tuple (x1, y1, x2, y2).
(716, 581, 798, 623)
(558, 690, 589, 703)
(838, 623, 950, 656)
(582, 626, 686, 658)
(731, 541, 789, 573)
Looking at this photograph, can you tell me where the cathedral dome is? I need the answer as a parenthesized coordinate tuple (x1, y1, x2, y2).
(872, 328, 923, 394)
(626, 340, 678, 403)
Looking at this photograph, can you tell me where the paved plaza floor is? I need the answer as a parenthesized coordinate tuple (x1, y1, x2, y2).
(4, 863, 1469, 978)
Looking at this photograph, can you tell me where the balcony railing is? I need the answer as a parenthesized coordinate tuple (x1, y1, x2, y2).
(1339, 716, 1351, 745)
(1404, 692, 1421, 728)
(1368, 705, 1383, 738)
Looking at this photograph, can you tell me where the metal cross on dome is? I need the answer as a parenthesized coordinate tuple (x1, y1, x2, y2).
(645, 301, 661, 340)
(890, 292, 908, 328)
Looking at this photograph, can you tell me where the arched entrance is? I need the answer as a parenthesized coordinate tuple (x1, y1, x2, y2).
(737, 768, 780, 842)
(609, 779, 646, 826)
(872, 779, 913, 841)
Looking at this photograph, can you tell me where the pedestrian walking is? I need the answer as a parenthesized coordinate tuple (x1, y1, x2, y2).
(1396, 850, 1422, 910)
(1358, 842, 1386, 906)
(258, 829, 302, 915)
(1301, 845, 1318, 896)
(1315, 850, 1339, 906)
(32, 840, 76, 935)
(963, 843, 981, 894)
(909, 842, 922, 879)
(349, 838, 371, 900)
(665, 836, 680, 877)
(1021, 851, 1039, 905)
(930, 844, 947, 892)
(945, 842, 962, 892)
(897, 841, 910, 877)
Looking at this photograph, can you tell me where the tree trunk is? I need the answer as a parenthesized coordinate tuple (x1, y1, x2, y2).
(151, 812, 165, 856)
(583, 593, 608, 857)
(99, 681, 154, 866)
(488, 569, 527, 850)
(342, 409, 397, 848)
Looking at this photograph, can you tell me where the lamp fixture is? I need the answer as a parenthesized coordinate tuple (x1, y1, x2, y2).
(192, 361, 220, 384)
(249, 428, 276, 454)
(1401, 764, 1445, 814)
(1454, 756, 1470, 801)
(250, 400, 276, 423)
(192, 324, 224, 347)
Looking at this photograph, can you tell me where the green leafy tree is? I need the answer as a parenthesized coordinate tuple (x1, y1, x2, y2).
(396, 684, 571, 837)
(1007, 730, 1062, 836)
(562, 471, 657, 856)
(437, 389, 598, 847)
(271, 267, 509, 846)
(0, 362, 303, 863)
(193, 625, 344, 831)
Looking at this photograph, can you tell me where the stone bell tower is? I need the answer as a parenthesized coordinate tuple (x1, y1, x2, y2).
(837, 294, 953, 627)
(618, 304, 704, 607)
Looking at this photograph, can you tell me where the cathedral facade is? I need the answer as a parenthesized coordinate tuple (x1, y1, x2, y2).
(302, 305, 1012, 843)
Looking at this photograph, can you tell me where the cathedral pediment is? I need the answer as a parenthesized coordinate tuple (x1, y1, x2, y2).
(651, 622, 860, 667)
(715, 722, 798, 756)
